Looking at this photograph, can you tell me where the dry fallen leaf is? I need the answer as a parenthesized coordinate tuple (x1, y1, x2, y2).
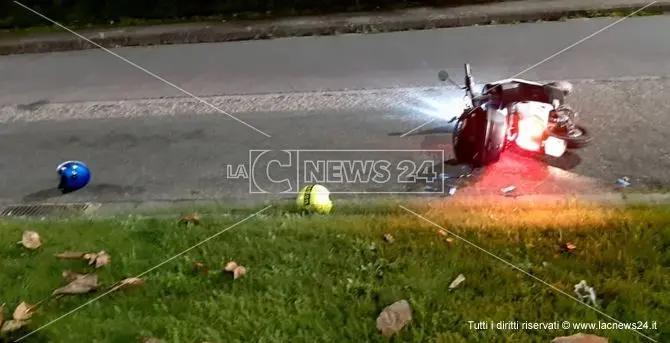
(62, 270, 87, 282)
(54, 251, 87, 259)
(82, 251, 111, 268)
(383, 234, 395, 243)
(376, 299, 412, 338)
(13, 302, 38, 321)
(552, 333, 608, 343)
(223, 261, 247, 279)
(178, 214, 200, 225)
(1, 320, 29, 333)
(93, 251, 111, 268)
(53, 273, 98, 296)
(233, 266, 247, 280)
(115, 277, 144, 291)
(449, 274, 466, 290)
(19, 231, 41, 249)
(564, 242, 577, 252)
(224, 261, 238, 272)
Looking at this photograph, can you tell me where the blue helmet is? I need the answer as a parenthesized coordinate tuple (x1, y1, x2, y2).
(57, 161, 91, 193)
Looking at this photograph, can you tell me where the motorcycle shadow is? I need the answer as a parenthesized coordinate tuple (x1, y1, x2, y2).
(388, 125, 453, 137)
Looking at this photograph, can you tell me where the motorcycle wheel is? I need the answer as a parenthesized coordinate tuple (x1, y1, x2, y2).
(548, 124, 592, 149)
(452, 110, 479, 164)
(453, 108, 504, 167)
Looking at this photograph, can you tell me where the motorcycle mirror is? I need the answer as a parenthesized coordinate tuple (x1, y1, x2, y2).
(438, 70, 449, 82)
(438, 70, 465, 89)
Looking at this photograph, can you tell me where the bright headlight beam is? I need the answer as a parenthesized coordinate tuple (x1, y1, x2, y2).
(401, 88, 467, 121)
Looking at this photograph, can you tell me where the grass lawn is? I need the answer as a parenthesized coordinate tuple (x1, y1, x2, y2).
(1, 202, 669, 342)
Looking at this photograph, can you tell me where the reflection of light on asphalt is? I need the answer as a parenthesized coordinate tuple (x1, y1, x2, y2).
(547, 165, 576, 180)
(400, 88, 467, 122)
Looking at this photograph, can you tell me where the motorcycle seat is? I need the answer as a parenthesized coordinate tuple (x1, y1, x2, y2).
(483, 82, 564, 108)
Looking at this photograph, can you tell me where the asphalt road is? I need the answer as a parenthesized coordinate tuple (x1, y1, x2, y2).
(2, 16, 670, 105)
(1, 16, 670, 205)
(2, 76, 670, 205)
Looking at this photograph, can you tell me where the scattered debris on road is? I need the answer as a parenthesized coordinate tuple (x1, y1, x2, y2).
(424, 185, 438, 192)
(446, 185, 457, 196)
(616, 176, 631, 188)
(438, 173, 453, 181)
(424, 182, 457, 195)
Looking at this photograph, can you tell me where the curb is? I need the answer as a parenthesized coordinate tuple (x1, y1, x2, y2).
(2, 192, 668, 219)
(1, 1, 670, 55)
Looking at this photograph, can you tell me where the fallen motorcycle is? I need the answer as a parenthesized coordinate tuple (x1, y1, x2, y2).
(437, 64, 592, 167)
